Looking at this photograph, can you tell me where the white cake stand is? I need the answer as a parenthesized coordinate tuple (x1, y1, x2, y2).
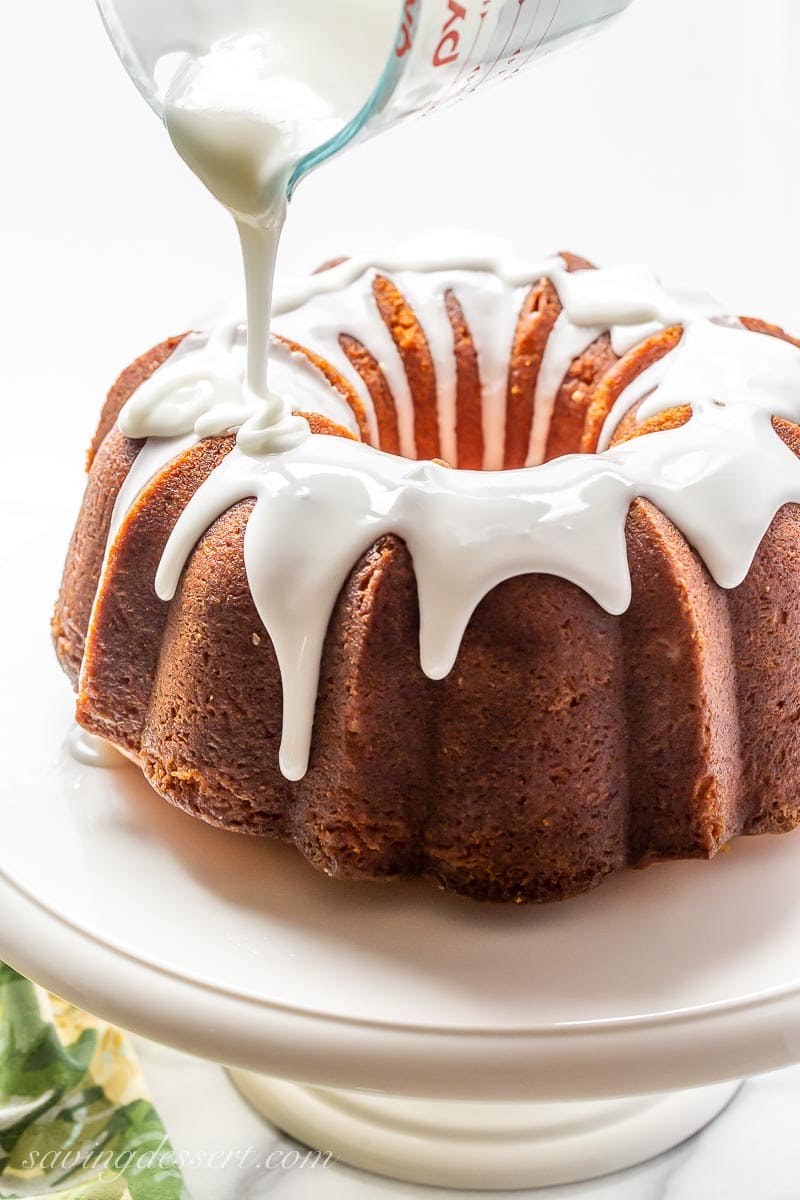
(5, 541, 800, 1189)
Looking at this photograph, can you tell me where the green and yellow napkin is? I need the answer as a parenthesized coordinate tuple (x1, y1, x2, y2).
(0, 964, 188, 1200)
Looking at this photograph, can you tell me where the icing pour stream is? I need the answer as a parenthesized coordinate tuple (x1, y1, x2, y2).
(111, 246, 800, 781)
(161, 11, 398, 458)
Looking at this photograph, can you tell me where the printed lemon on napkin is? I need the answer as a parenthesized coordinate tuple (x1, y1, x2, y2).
(0, 965, 188, 1200)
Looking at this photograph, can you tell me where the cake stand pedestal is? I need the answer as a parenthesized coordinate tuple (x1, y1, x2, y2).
(226, 1074, 739, 1189)
(4, 553, 800, 1189)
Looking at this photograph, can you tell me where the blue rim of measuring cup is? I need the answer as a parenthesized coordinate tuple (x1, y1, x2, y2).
(96, 0, 413, 200)
(287, 4, 411, 200)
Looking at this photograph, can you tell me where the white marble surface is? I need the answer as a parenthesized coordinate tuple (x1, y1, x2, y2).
(135, 1038, 800, 1198)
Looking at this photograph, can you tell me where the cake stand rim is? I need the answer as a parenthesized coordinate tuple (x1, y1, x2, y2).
(3, 845, 800, 1039)
(3, 860, 799, 1100)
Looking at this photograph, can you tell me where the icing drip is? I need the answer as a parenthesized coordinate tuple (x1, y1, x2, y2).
(526, 265, 720, 466)
(529, 311, 605, 465)
(108, 244, 800, 782)
(163, 42, 310, 457)
(154, 441, 633, 780)
(68, 727, 126, 768)
(106, 433, 197, 554)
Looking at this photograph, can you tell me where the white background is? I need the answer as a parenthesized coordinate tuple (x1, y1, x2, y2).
(3, 0, 800, 543)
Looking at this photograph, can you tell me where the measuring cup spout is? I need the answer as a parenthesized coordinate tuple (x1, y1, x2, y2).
(95, 0, 635, 200)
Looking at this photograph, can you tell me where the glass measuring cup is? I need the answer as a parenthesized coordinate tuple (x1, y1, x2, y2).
(96, 0, 635, 197)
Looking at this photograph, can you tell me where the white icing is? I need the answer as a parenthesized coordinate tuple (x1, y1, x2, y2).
(105, 244, 800, 783)
(119, 325, 245, 440)
(553, 264, 711, 329)
(119, 238, 720, 472)
(107, 433, 197, 553)
(81, 432, 197, 697)
(636, 321, 795, 423)
(68, 727, 126, 769)
(595, 316, 748, 453)
(450, 272, 530, 471)
(272, 234, 564, 315)
(525, 265, 721, 466)
(273, 248, 546, 467)
(160, 11, 398, 458)
(119, 323, 359, 445)
(273, 268, 414, 454)
(529, 314, 603, 465)
(154, 439, 633, 781)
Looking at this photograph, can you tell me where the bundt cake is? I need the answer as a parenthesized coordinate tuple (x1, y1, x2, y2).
(53, 235, 800, 903)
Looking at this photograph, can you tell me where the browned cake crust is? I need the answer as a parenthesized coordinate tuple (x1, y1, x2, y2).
(53, 272, 800, 904)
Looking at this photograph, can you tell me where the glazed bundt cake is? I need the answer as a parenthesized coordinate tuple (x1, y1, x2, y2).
(53, 236, 800, 903)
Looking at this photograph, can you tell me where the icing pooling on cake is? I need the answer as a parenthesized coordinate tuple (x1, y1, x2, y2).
(120, 233, 719, 466)
(109, 241, 800, 781)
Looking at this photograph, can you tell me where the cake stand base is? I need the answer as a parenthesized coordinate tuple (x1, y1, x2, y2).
(228, 1071, 741, 1190)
